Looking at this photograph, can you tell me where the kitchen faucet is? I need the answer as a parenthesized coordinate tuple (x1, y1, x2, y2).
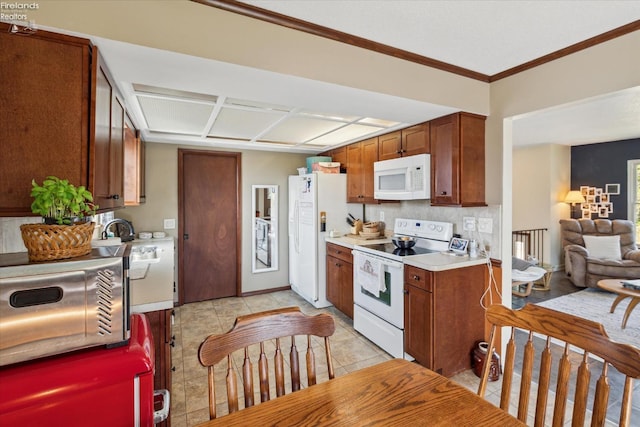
(101, 219, 135, 242)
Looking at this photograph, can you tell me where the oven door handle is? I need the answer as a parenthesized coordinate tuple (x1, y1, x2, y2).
(352, 250, 403, 269)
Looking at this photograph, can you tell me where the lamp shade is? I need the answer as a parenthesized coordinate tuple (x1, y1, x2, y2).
(564, 190, 586, 205)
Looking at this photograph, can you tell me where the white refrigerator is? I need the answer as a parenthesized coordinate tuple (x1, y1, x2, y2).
(288, 173, 348, 308)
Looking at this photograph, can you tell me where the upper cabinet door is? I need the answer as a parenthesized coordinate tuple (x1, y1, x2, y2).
(91, 52, 125, 211)
(401, 123, 430, 157)
(0, 25, 91, 216)
(377, 131, 402, 161)
(430, 114, 460, 206)
(430, 113, 486, 207)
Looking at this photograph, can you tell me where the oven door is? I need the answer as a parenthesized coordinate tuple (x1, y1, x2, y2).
(352, 250, 404, 328)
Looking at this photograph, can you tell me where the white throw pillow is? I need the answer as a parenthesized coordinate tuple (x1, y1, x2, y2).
(582, 235, 622, 260)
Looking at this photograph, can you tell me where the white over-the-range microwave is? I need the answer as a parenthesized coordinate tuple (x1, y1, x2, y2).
(373, 153, 430, 200)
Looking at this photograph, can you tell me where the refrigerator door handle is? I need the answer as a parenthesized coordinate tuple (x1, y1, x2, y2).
(294, 199, 300, 253)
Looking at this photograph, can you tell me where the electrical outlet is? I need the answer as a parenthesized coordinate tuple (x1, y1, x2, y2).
(478, 218, 492, 234)
(164, 218, 176, 230)
(379, 211, 385, 222)
(463, 217, 476, 231)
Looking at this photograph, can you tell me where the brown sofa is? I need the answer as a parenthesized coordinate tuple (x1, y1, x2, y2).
(560, 219, 640, 288)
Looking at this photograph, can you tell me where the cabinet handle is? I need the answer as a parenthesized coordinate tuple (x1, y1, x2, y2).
(109, 194, 120, 200)
(335, 262, 341, 267)
(403, 289, 409, 294)
(170, 340, 175, 347)
(440, 191, 447, 195)
(171, 366, 176, 372)
(412, 275, 420, 281)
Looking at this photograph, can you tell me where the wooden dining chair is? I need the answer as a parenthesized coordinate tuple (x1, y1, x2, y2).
(478, 304, 640, 427)
(198, 306, 336, 420)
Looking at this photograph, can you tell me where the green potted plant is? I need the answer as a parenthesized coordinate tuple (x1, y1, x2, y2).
(20, 176, 99, 261)
(29, 176, 98, 224)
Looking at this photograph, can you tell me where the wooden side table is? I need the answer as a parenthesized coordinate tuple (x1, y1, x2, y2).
(597, 279, 640, 329)
(532, 263, 554, 291)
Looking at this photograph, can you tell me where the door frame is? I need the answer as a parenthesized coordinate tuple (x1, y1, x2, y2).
(177, 149, 242, 305)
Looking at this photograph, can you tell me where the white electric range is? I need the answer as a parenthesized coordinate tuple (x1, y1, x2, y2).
(352, 218, 453, 359)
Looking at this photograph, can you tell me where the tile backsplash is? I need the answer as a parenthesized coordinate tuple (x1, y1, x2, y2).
(348, 201, 502, 258)
(1, 217, 41, 254)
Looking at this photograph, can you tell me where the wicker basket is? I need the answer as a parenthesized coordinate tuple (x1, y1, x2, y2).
(20, 221, 96, 262)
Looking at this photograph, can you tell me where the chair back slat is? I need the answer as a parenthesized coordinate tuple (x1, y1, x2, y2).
(199, 307, 336, 419)
(306, 337, 317, 386)
(518, 335, 535, 420)
(534, 341, 552, 426)
(499, 331, 516, 410)
(242, 349, 254, 408)
(479, 304, 640, 427)
(226, 355, 238, 414)
(591, 370, 610, 426)
(274, 340, 285, 397)
(258, 343, 269, 402)
(290, 336, 301, 391)
(571, 355, 590, 426)
(552, 349, 571, 426)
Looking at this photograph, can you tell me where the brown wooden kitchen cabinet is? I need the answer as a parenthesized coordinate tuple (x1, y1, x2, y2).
(145, 308, 174, 427)
(124, 116, 146, 206)
(92, 52, 125, 210)
(0, 25, 91, 216)
(430, 112, 486, 206)
(326, 243, 354, 318)
(378, 123, 430, 161)
(346, 137, 379, 204)
(404, 264, 486, 377)
(0, 25, 127, 216)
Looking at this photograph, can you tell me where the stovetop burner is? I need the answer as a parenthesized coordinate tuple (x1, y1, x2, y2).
(353, 218, 454, 261)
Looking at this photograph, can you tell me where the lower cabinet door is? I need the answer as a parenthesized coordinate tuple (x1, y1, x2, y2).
(404, 284, 433, 369)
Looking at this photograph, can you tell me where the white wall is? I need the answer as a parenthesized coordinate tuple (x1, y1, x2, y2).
(120, 142, 308, 295)
(512, 144, 570, 268)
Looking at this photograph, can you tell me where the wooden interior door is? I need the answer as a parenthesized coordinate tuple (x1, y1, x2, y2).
(178, 150, 241, 303)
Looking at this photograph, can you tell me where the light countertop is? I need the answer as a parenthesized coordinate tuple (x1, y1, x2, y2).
(326, 235, 487, 271)
(404, 252, 488, 271)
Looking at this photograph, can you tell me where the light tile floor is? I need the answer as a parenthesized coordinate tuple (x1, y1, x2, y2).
(168, 290, 621, 427)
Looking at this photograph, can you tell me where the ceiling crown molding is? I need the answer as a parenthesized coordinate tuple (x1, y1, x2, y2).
(192, 1, 640, 83)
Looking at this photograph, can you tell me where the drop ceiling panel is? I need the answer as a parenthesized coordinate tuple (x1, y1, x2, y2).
(262, 116, 346, 143)
(138, 95, 214, 134)
(209, 107, 287, 140)
(307, 123, 386, 146)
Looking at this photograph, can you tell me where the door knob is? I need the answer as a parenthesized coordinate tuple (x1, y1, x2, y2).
(183, 234, 189, 240)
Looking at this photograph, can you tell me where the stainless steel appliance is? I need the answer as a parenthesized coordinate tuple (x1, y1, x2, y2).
(352, 218, 453, 358)
(288, 173, 348, 308)
(373, 154, 430, 200)
(0, 245, 130, 366)
(0, 313, 169, 426)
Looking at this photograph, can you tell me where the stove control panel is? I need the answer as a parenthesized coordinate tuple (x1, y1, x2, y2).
(394, 218, 453, 242)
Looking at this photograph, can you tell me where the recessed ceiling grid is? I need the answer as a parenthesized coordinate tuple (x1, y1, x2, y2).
(134, 85, 401, 148)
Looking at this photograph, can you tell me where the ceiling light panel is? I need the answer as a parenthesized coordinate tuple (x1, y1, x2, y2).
(209, 107, 288, 140)
(306, 123, 385, 146)
(262, 116, 345, 143)
(138, 95, 214, 134)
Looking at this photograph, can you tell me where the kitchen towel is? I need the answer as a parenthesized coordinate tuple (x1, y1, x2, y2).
(354, 252, 386, 297)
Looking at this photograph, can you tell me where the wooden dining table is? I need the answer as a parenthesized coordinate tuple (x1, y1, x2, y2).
(196, 358, 525, 426)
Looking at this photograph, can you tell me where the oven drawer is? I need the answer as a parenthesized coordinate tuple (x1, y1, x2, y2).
(327, 243, 352, 264)
(404, 265, 432, 291)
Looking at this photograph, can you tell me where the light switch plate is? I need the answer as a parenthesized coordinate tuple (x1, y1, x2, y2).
(164, 218, 176, 230)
